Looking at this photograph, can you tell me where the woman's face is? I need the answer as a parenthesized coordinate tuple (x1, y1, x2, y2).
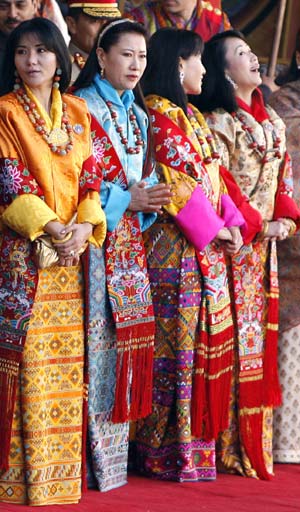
(96, 32, 147, 95)
(180, 52, 206, 95)
(14, 32, 58, 93)
(223, 37, 262, 93)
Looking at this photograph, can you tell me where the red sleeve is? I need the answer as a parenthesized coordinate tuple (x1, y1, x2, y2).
(219, 165, 263, 244)
(273, 153, 300, 226)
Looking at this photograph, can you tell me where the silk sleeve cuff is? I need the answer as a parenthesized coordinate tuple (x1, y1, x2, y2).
(1, 194, 58, 240)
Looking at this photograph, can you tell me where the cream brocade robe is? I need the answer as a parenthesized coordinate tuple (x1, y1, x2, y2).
(206, 105, 287, 479)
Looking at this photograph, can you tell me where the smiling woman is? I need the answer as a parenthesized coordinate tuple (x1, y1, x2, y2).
(196, 29, 300, 481)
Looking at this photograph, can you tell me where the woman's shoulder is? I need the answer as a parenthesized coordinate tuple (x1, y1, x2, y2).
(265, 103, 286, 130)
(63, 92, 90, 111)
(146, 95, 186, 128)
(73, 85, 107, 118)
(62, 93, 93, 133)
(205, 108, 234, 131)
(0, 92, 19, 114)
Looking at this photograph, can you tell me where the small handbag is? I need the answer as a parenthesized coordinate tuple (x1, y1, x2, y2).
(32, 214, 77, 269)
(32, 234, 60, 269)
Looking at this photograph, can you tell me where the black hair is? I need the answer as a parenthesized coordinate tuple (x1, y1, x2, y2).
(67, 7, 83, 20)
(142, 27, 204, 114)
(0, 18, 71, 96)
(192, 29, 247, 113)
(275, 31, 300, 86)
(73, 17, 147, 93)
(73, 18, 154, 177)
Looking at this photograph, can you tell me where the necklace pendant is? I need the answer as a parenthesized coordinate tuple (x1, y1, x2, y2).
(47, 127, 69, 146)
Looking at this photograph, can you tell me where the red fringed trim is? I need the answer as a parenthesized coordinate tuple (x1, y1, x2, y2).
(206, 325, 234, 438)
(0, 353, 20, 471)
(111, 323, 155, 423)
(191, 310, 234, 439)
(239, 410, 272, 480)
(263, 270, 282, 407)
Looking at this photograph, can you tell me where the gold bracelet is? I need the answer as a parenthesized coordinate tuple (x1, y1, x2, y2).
(257, 219, 269, 241)
(52, 231, 72, 244)
(287, 219, 297, 237)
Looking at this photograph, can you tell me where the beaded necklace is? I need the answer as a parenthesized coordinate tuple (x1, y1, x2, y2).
(106, 100, 144, 154)
(188, 106, 220, 164)
(14, 86, 74, 156)
(232, 111, 281, 164)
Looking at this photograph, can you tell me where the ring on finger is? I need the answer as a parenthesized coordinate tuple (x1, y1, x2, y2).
(70, 249, 75, 257)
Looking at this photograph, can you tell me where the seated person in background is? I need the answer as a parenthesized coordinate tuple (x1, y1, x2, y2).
(124, 0, 231, 41)
(66, 0, 121, 82)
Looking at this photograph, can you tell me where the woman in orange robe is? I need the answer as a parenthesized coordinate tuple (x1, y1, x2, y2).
(0, 18, 106, 505)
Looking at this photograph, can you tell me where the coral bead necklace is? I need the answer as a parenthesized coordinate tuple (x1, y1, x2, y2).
(232, 111, 281, 164)
(105, 100, 144, 154)
(14, 86, 74, 155)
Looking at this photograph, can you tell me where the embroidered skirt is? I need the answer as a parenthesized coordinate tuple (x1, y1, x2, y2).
(0, 265, 84, 505)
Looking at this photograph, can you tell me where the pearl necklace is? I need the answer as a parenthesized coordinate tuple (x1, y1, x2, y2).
(14, 86, 74, 155)
(232, 111, 281, 164)
(105, 100, 144, 154)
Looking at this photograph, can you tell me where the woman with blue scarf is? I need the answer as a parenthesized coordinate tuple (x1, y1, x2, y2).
(73, 18, 171, 492)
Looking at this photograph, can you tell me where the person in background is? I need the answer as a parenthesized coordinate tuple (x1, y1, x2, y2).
(0, 0, 37, 68)
(131, 27, 246, 483)
(197, 29, 300, 480)
(66, 0, 121, 83)
(38, 0, 70, 43)
(0, 17, 106, 506)
(73, 18, 172, 491)
(268, 31, 300, 465)
(124, 0, 231, 41)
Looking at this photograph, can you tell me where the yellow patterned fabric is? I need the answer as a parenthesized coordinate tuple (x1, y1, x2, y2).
(0, 92, 104, 504)
(0, 266, 84, 505)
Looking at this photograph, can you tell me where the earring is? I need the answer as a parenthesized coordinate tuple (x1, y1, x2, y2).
(179, 70, 184, 84)
(13, 69, 21, 91)
(225, 74, 238, 90)
(297, 65, 300, 70)
(53, 68, 62, 89)
(100, 67, 105, 79)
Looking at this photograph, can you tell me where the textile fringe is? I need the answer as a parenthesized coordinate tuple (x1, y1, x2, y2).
(0, 352, 21, 472)
(237, 287, 280, 481)
(239, 409, 272, 481)
(263, 274, 281, 407)
(191, 324, 234, 439)
(111, 323, 154, 423)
